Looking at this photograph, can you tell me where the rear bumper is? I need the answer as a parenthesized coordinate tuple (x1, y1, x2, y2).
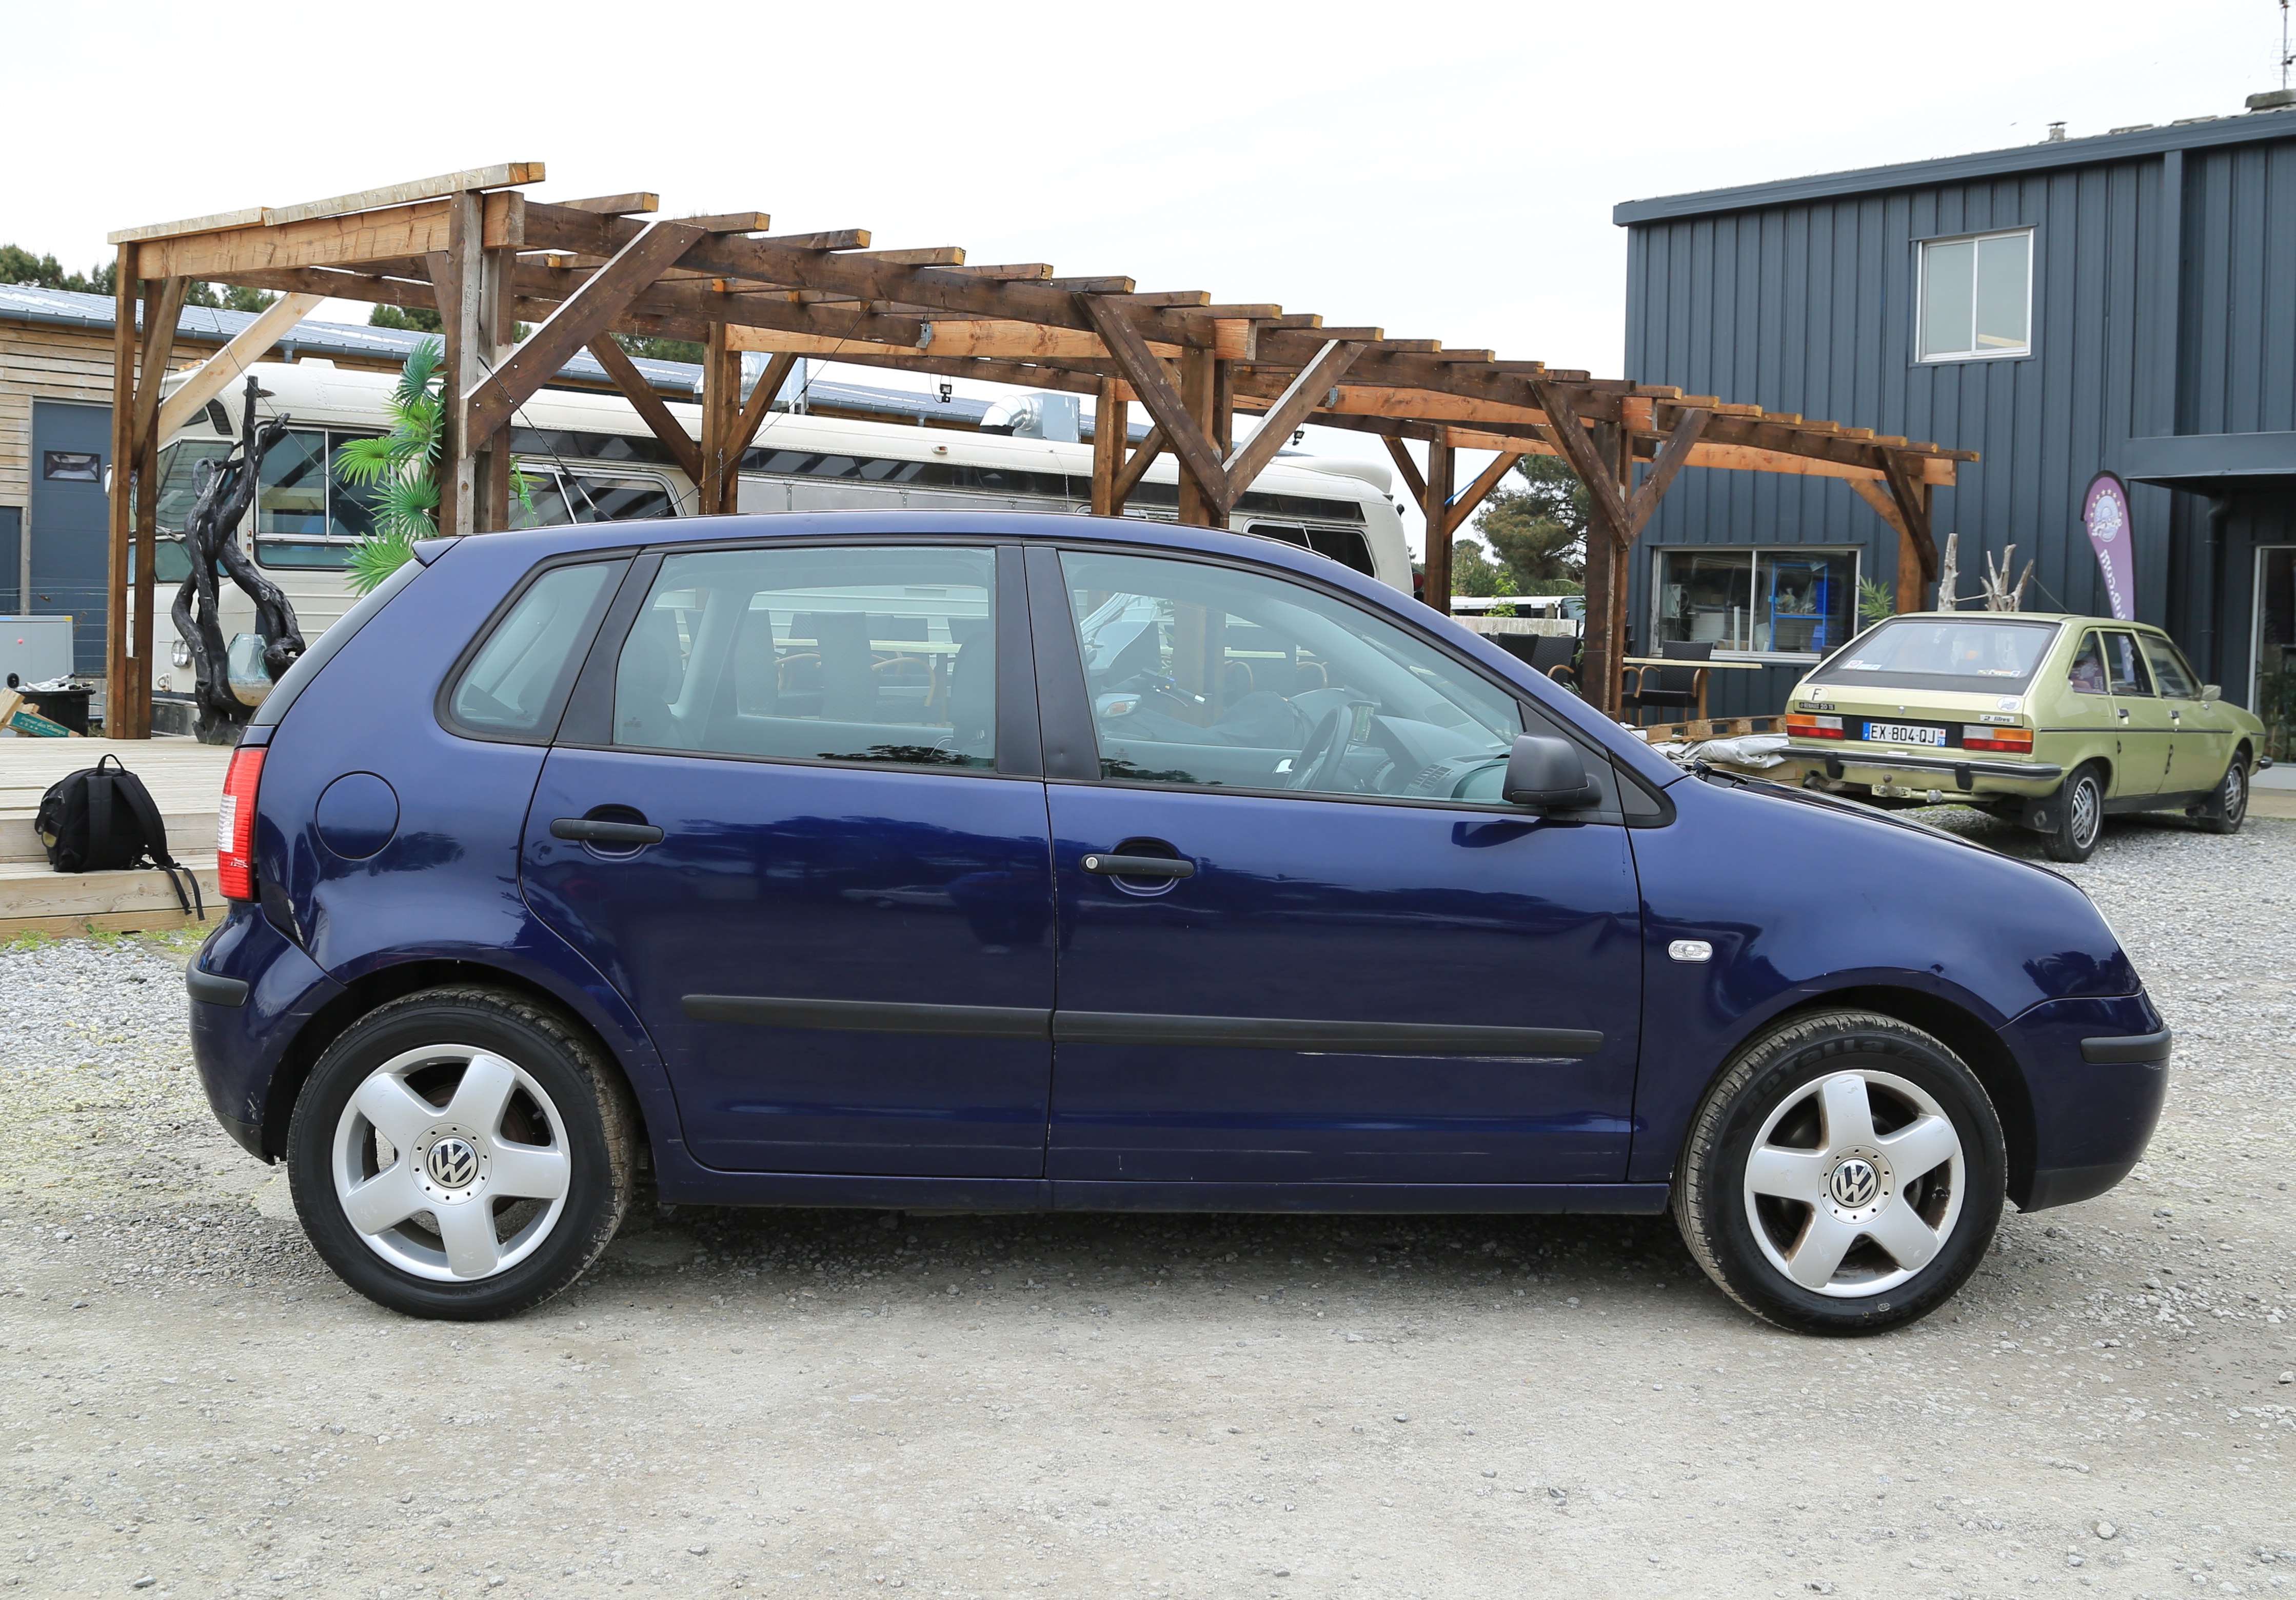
(1777, 744, 2062, 792)
(2000, 993, 2170, 1211)
(187, 906, 345, 1162)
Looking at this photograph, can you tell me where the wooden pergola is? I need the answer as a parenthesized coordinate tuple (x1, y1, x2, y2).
(102, 161, 1973, 737)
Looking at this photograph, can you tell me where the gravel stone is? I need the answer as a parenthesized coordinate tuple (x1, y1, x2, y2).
(2, 812, 2292, 1592)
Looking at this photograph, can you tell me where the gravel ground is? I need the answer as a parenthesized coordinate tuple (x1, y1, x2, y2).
(3, 808, 2293, 1599)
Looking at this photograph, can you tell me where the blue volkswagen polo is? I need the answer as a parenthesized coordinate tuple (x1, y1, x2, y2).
(185, 513, 2172, 1333)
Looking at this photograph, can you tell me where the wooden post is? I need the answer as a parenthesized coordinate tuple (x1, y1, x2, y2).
(702, 322, 741, 515)
(441, 192, 487, 537)
(1176, 348, 1217, 527)
(1421, 435, 1456, 614)
(1610, 421, 1634, 694)
(126, 275, 186, 741)
(480, 233, 515, 531)
(105, 247, 137, 730)
(1212, 360, 1234, 459)
(1091, 379, 1127, 516)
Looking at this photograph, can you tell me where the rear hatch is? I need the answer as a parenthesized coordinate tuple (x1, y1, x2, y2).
(1780, 613, 2065, 764)
(1786, 684, 2036, 758)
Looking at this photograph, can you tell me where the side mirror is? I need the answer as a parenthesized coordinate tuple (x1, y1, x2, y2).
(2201, 684, 2222, 703)
(1503, 734, 1600, 809)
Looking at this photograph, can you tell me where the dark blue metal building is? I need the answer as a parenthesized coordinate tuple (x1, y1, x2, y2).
(1614, 103, 2296, 750)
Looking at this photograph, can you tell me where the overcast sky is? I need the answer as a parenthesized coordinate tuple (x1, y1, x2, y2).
(6, 0, 2286, 550)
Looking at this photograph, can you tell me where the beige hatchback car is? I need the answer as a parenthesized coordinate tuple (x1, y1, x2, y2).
(1775, 612, 2266, 862)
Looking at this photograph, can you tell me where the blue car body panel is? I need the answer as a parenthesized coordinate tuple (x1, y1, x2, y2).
(185, 510, 2169, 1216)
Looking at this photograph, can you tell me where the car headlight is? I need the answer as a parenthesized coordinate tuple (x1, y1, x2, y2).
(172, 638, 192, 669)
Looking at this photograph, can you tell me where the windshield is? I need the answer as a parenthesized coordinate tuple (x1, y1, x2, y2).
(1813, 617, 2061, 694)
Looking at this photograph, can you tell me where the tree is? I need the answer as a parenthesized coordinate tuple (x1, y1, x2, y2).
(369, 304, 443, 334)
(185, 281, 278, 313)
(0, 244, 115, 296)
(1448, 538, 1516, 598)
(617, 332, 705, 364)
(1466, 453, 1590, 593)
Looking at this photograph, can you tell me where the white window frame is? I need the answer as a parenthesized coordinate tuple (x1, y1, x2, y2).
(1915, 227, 2035, 364)
(1649, 545, 1863, 663)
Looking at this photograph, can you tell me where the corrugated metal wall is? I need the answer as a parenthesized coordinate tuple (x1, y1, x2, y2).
(1622, 131, 2296, 719)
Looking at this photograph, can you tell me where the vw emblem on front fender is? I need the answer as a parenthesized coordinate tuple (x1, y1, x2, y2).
(1828, 1158, 1879, 1209)
(427, 1137, 480, 1189)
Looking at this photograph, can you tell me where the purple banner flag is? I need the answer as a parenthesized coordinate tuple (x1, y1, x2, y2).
(2082, 471, 2135, 621)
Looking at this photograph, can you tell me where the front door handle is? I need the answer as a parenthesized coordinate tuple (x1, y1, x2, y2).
(551, 817, 664, 845)
(1081, 852, 1195, 879)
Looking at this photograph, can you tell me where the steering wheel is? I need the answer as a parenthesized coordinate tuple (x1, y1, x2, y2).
(1286, 706, 1354, 791)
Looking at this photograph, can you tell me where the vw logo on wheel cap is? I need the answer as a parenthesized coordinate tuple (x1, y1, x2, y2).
(426, 1137, 480, 1189)
(1828, 1157, 1880, 1209)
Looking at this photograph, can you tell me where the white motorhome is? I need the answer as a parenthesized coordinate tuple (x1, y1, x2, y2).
(147, 358, 1408, 689)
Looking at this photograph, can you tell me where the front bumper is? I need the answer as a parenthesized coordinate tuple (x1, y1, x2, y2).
(2000, 993, 2170, 1211)
(187, 906, 345, 1161)
(1776, 743, 2063, 793)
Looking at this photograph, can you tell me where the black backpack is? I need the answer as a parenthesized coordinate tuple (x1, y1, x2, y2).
(34, 754, 205, 919)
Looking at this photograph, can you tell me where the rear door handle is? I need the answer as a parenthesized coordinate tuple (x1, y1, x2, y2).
(1080, 852, 1195, 879)
(551, 818, 664, 845)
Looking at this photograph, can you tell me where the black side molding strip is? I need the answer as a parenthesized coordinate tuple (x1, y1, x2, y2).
(684, 995, 1052, 1039)
(683, 995, 1601, 1056)
(187, 968, 250, 1008)
(2081, 1028, 2174, 1065)
(1054, 1011, 1601, 1056)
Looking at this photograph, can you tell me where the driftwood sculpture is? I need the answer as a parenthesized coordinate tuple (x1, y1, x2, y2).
(171, 376, 307, 743)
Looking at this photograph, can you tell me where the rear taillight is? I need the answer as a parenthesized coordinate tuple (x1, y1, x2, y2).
(217, 746, 265, 901)
(1963, 725, 2034, 754)
(1785, 713, 1845, 739)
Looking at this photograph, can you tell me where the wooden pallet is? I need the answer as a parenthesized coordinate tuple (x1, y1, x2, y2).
(0, 854, 221, 937)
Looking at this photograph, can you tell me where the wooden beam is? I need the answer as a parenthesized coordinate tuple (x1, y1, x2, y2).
(109, 162, 543, 244)
(440, 194, 485, 537)
(1526, 382, 1631, 550)
(1220, 340, 1365, 506)
(466, 220, 705, 444)
(1880, 450, 1939, 601)
(134, 191, 523, 279)
(1382, 435, 1427, 504)
(1624, 408, 1710, 536)
(1113, 425, 1167, 504)
(129, 277, 189, 462)
(1092, 379, 1127, 517)
(1176, 348, 1217, 527)
(560, 192, 659, 215)
(1529, 382, 1634, 719)
(726, 351, 799, 487)
(1442, 450, 1525, 538)
(585, 337, 702, 481)
(148, 292, 335, 445)
(1079, 294, 1230, 519)
(701, 321, 739, 515)
(720, 317, 1183, 363)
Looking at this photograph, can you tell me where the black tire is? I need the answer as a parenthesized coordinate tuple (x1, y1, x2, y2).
(287, 986, 639, 1321)
(2040, 763, 2106, 863)
(2191, 752, 2249, 835)
(1673, 1009, 2005, 1335)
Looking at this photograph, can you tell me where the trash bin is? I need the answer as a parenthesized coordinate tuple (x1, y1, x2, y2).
(11, 678, 92, 734)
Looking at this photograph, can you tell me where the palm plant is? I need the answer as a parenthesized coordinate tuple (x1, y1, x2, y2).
(335, 338, 446, 594)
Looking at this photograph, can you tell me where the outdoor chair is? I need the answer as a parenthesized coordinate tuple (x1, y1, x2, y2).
(1526, 632, 1579, 690)
(1622, 639, 1714, 728)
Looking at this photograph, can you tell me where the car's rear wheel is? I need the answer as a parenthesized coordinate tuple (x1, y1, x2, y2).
(2191, 753, 2249, 835)
(2041, 763, 2106, 862)
(1674, 1010, 2005, 1335)
(287, 986, 638, 1320)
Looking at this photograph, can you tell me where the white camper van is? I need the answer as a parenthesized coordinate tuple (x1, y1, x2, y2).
(146, 359, 1409, 690)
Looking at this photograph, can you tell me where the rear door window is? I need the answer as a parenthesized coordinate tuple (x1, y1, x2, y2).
(2102, 630, 2153, 695)
(445, 561, 625, 741)
(2068, 632, 2109, 695)
(610, 545, 997, 770)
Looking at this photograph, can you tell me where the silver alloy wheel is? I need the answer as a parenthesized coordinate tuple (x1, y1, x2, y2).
(2221, 760, 2248, 824)
(1741, 1069, 1966, 1299)
(2068, 774, 2102, 850)
(330, 1045, 572, 1282)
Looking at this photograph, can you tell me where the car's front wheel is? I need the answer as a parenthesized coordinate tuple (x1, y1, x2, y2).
(2191, 752, 2249, 835)
(287, 986, 639, 1320)
(2041, 763, 2106, 863)
(1674, 1010, 2005, 1335)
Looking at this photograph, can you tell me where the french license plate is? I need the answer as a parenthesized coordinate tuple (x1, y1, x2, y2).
(1864, 721, 1947, 747)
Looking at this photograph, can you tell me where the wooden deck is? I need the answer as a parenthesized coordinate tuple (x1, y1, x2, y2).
(0, 736, 230, 936)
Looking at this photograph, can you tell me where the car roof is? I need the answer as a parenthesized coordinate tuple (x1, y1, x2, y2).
(1883, 611, 2163, 629)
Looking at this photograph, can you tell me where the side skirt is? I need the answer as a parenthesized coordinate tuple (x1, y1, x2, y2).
(652, 1169, 1672, 1216)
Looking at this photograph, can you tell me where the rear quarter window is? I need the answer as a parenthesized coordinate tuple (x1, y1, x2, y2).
(442, 561, 626, 743)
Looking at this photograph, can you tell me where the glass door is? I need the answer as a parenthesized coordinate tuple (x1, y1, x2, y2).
(2254, 548, 2296, 764)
